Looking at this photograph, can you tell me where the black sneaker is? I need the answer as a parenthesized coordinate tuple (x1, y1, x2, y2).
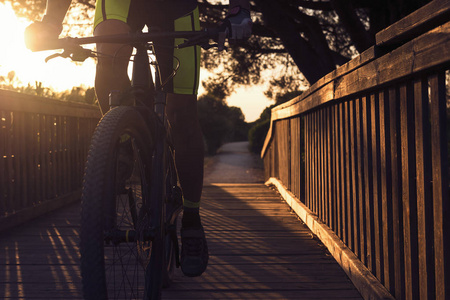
(180, 225, 209, 277)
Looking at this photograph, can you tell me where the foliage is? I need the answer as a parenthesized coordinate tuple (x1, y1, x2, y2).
(248, 89, 303, 154)
(248, 117, 269, 154)
(197, 93, 249, 155)
(4, 0, 434, 97)
(199, 0, 431, 94)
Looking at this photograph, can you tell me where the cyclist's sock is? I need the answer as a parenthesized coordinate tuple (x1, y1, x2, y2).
(182, 210, 201, 228)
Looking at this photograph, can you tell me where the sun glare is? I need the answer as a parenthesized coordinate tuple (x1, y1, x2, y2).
(0, 2, 96, 91)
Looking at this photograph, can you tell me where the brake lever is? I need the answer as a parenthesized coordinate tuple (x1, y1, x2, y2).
(176, 28, 227, 51)
(45, 46, 94, 63)
(45, 51, 70, 63)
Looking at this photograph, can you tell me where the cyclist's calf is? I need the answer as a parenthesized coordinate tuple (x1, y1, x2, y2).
(94, 20, 134, 114)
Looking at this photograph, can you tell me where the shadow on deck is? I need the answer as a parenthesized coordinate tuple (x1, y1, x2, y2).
(0, 182, 361, 299)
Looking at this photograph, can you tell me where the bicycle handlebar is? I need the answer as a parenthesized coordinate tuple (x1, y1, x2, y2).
(34, 28, 220, 52)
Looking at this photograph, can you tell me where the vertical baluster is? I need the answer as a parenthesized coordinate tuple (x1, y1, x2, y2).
(429, 72, 449, 300)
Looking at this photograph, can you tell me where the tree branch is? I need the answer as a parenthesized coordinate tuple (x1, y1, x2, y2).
(291, 0, 334, 11)
(330, 0, 374, 51)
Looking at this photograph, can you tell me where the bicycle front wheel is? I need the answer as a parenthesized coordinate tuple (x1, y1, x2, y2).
(80, 106, 163, 299)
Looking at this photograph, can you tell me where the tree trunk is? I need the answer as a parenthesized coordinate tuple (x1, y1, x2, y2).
(330, 0, 375, 52)
(255, 0, 335, 84)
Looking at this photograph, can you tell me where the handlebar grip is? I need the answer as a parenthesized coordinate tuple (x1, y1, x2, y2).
(26, 38, 73, 52)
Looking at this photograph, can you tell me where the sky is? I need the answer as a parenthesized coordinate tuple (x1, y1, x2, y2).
(0, 2, 273, 122)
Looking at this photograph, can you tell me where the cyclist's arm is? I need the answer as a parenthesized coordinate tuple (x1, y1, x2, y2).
(24, 0, 71, 51)
(42, 0, 72, 26)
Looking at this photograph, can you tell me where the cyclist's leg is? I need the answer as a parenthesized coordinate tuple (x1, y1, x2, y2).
(166, 94, 204, 215)
(94, 20, 132, 114)
(156, 6, 208, 277)
(93, 0, 145, 114)
(163, 7, 203, 221)
(151, 6, 203, 218)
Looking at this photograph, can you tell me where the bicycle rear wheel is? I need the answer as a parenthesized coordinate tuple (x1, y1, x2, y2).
(80, 106, 163, 299)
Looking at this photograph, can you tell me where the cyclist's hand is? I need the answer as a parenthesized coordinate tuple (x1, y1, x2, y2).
(24, 21, 62, 52)
(226, 6, 252, 40)
(218, 6, 252, 49)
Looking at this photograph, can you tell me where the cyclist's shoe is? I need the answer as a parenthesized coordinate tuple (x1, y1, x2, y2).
(117, 138, 134, 193)
(180, 225, 209, 277)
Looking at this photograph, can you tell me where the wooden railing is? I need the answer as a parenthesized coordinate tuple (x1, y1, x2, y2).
(262, 1, 450, 299)
(0, 90, 100, 231)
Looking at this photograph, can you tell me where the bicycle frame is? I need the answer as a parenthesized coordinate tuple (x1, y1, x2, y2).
(40, 31, 218, 298)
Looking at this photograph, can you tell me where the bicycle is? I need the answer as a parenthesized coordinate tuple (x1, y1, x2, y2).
(38, 29, 220, 299)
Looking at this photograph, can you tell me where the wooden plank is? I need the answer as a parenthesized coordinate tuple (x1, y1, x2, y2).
(0, 90, 100, 119)
(349, 99, 358, 256)
(0, 191, 81, 232)
(24, 113, 34, 208)
(429, 72, 449, 300)
(388, 86, 405, 299)
(51, 116, 57, 199)
(270, 46, 376, 119)
(344, 101, 351, 248)
(339, 102, 346, 244)
(336, 21, 450, 99)
(399, 82, 420, 299)
(305, 114, 310, 208)
(326, 107, 333, 229)
(5, 112, 14, 214)
(318, 109, 324, 220)
(379, 89, 393, 291)
(269, 21, 450, 124)
(355, 98, 365, 264)
(12, 112, 21, 211)
(414, 76, 435, 299)
(322, 108, 328, 225)
(311, 112, 316, 211)
(0, 184, 363, 299)
(376, 0, 450, 46)
(0, 111, 6, 215)
(261, 46, 376, 159)
(35, 115, 43, 204)
(362, 95, 374, 272)
(313, 111, 318, 214)
(331, 105, 338, 233)
(271, 81, 334, 121)
(334, 105, 342, 237)
(370, 93, 383, 281)
(17, 112, 27, 209)
(62, 117, 69, 194)
(45, 115, 52, 200)
(289, 119, 296, 198)
(262, 17, 449, 161)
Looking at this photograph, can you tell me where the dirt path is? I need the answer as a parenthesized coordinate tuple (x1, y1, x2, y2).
(203, 141, 265, 184)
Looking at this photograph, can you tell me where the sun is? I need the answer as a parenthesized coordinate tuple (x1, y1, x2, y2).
(0, 2, 96, 91)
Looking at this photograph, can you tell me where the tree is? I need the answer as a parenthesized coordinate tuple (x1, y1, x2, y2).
(6, 0, 432, 95)
(197, 93, 248, 154)
(199, 0, 432, 96)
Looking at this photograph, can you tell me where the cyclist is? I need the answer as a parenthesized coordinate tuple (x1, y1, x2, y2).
(25, 0, 252, 277)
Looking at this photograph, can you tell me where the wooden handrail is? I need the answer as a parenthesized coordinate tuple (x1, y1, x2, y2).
(262, 19, 450, 158)
(262, 1, 450, 299)
(0, 90, 100, 231)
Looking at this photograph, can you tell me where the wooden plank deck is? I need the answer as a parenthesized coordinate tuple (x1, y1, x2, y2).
(0, 183, 362, 299)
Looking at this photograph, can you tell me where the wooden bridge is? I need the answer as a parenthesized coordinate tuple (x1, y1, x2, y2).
(1, 1, 450, 299)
